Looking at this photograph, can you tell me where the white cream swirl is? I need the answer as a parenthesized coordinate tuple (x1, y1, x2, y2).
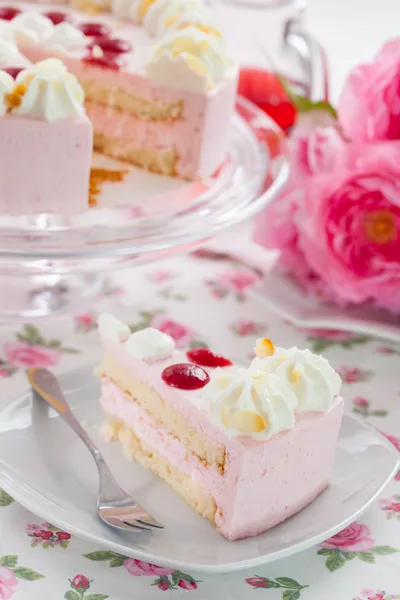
(0, 70, 14, 116)
(0, 40, 30, 69)
(124, 327, 175, 362)
(98, 313, 131, 343)
(13, 58, 85, 122)
(251, 345, 342, 413)
(0, 20, 15, 44)
(203, 366, 297, 440)
(43, 22, 87, 55)
(146, 27, 231, 93)
(11, 12, 53, 46)
(121, 0, 159, 22)
(156, 1, 220, 38)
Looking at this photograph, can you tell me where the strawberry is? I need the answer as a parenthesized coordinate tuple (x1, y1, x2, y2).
(238, 67, 297, 131)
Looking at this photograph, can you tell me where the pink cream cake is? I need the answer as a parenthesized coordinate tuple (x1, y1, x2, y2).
(0, 0, 238, 180)
(95, 314, 344, 541)
(0, 57, 92, 215)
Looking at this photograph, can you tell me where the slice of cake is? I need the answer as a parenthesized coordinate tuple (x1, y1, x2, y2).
(0, 57, 92, 215)
(96, 313, 344, 541)
(3, 0, 238, 180)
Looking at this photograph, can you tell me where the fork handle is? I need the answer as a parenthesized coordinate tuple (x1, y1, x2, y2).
(27, 368, 107, 470)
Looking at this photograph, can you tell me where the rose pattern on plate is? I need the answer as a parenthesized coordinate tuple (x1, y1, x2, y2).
(83, 552, 200, 591)
(376, 346, 400, 355)
(64, 573, 108, 600)
(317, 522, 398, 571)
(26, 522, 71, 549)
(146, 270, 174, 284)
(0, 555, 44, 598)
(229, 319, 268, 337)
(379, 431, 400, 480)
(352, 397, 388, 418)
(353, 589, 400, 600)
(0, 324, 79, 375)
(245, 576, 309, 599)
(299, 328, 371, 353)
(337, 366, 373, 384)
(205, 268, 260, 302)
(378, 496, 400, 520)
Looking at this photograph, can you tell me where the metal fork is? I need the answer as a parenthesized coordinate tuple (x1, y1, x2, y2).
(27, 368, 164, 533)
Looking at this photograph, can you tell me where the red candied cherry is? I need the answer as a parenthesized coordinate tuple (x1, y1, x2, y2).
(56, 531, 71, 540)
(187, 348, 232, 368)
(162, 363, 210, 390)
(90, 36, 132, 54)
(0, 6, 21, 20)
(43, 11, 70, 25)
(79, 21, 111, 37)
(3, 66, 24, 79)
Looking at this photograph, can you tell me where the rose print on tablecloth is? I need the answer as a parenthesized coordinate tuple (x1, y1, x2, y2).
(352, 397, 388, 418)
(353, 589, 400, 600)
(0, 490, 13, 507)
(84, 552, 200, 592)
(75, 313, 97, 333)
(337, 367, 373, 384)
(378, 496, 400, 520)
(317, 522, 398, 571)
(64, 573, 108, 600)
(205, 268, 260, 301)
(300, 328, 371, 353)
(26, 522, 71, 549)
(379, 431, 400, 480)
(128, 310, 207, 349)
(0, 324, 79, 376)
(229, 319, 268, 337)
(245, 576, 309, 599)
(0, 555, 44, 599)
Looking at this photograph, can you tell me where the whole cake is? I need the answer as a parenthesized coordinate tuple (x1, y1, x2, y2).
(96, 313, 344, 541)
(0, 0, 237, 181)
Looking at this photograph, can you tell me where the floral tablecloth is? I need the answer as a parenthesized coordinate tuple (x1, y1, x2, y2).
(0, 238, 399, 600)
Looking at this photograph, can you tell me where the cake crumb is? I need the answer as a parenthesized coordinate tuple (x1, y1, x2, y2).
(88, 167, 128, 207)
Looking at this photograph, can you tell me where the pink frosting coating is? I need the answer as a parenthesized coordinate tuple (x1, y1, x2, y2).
(0, 114, 92, 215)
(101, 339, 345, 540)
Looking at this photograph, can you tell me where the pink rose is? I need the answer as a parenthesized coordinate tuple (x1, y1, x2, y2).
(150, 316, 193, 349)
(0, 566, 17, 600)
(123, 559, 174, 577)
(290, 112, 346, 178)
(26, 523, 42, 536)
(297, 143, 400, 312)
(353, 396, 369, 408)
(4, 341, 60, 369)
(71, 575, 90, 591)
(177, 579, 197, 591)
(379, 431, 400, 452)
(319, 522, 374, 552)
(339, 39, 400, 141)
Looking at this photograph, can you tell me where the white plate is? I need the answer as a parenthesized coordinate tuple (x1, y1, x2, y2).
(0, 367, 397, 574)
(248, 270, 400, 343)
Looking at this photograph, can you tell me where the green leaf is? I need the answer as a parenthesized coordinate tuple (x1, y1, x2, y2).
(60, 347, 80, 354)
(282, 590, 300, 600)
(85, 595, 109, 600)
(358, 552, 375, 564)
(47, 340, 62, 348)
(372, 546, 398, 555)
(64, 591, 80, 600)
(14, 567, 45, 581)
(317, 548, 333, 556)
(0, 555, 18, 568)
(189, 340, 208, 349)
(371, 410, 389, 417)
(42, 542, 49, 549)
(109, 557, 125, 567)
(278, 75, 337, 118)
(60, 541, 68, 549)
(325, 552, 346, 572)
(342, 552, 357, 560)
(275, 578, 301, 589)
(0, 489, 14, 507)
(84, 551, 123, 563)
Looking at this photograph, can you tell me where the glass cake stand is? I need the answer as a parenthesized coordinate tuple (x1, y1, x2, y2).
(0, 97, 289, 321)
